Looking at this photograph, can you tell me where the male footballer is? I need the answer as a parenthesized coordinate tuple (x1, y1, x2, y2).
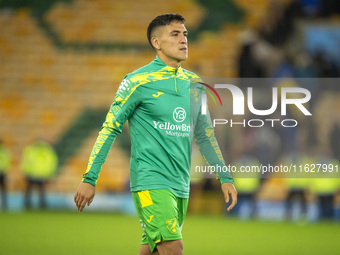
(74, 13, 237, 255)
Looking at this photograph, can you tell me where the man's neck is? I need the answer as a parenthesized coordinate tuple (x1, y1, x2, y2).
(157, 54, 181, 69)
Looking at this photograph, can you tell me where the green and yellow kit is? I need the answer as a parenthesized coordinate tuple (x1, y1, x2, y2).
(82, 56, 233, 198)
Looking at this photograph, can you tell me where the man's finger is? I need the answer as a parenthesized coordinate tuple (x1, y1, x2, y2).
(75, 195, 86, 212)
(225, 193, 229, 203)
(74, 194, 82, 208)
(74, 182, 96, 212)
(87, 197, 93, 206)
(74, 193, 80, 204)
(227, 191, 237, 212)
(79, 198, 87, 212)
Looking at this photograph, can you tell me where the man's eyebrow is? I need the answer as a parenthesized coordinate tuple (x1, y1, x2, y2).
(170, 30, 188, 34)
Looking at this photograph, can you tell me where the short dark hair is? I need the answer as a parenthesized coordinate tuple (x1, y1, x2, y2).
(147, 13, 185, 49)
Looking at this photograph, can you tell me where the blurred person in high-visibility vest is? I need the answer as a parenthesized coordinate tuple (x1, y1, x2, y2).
(20, 139, 58, 209)
(283, 153, 311, 222)
(233, 155, 261, 220)
(286, 177, 309, 221)
(0, 139, 11, 210)
(307, 158, 340, 222)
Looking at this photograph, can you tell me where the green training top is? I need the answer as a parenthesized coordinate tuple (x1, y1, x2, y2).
(82, 56, 233, 198)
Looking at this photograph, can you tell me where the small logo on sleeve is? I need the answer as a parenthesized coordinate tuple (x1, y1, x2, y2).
(117, 79, 131, 97)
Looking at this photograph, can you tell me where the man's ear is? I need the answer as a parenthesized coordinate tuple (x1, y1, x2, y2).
(151, 37, 161, 50)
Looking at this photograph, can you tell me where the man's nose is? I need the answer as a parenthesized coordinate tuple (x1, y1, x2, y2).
(180, 35, 187, 44)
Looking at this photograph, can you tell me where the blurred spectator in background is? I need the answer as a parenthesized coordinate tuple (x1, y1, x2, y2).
(238, 29, 279, 79)
(300, 0, 321, 17)
(0, 139, 11, 210)
(238, 35, 264, 79)
(286, 177, 309, 222)
(232, 155, 261, 220)
(20, 139, 58, 209)
(329, 122, 340, 161)
(307, 156, 340, 222)
(272, 53, 296, 78)
(282, 152, 311, 222)
(312, 49, 339, 79)
(320, 0, 340, 17)
(295, 52, 318, 78)
(259, 0, 303, 46)
(251, 126, 281, 167)
(294, 52, 320, 107)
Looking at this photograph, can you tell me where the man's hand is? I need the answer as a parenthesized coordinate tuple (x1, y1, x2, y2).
(221, 182, 237, 212)
(74, 182, 96, 212)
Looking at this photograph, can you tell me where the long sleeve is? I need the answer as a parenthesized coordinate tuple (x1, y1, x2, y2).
(82, 77, 140, 186)
(193, 93, 233, 184)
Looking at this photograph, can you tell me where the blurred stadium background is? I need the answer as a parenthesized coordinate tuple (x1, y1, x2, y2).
(0, 0, 340, 254)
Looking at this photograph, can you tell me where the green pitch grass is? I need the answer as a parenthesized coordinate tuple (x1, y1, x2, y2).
(0, 211, 338, 255)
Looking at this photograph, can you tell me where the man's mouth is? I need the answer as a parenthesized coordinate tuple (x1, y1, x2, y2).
(180, 47, 187, 51)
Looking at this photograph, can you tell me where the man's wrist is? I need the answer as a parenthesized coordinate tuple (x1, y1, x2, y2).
(220, 178, 234, 184)
(82, 173, 97, 186)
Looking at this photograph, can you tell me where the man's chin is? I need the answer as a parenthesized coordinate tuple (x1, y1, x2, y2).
(177, 56, 188, 62)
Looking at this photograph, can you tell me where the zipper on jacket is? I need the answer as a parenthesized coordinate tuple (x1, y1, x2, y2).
(174, 69, 178, 92)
